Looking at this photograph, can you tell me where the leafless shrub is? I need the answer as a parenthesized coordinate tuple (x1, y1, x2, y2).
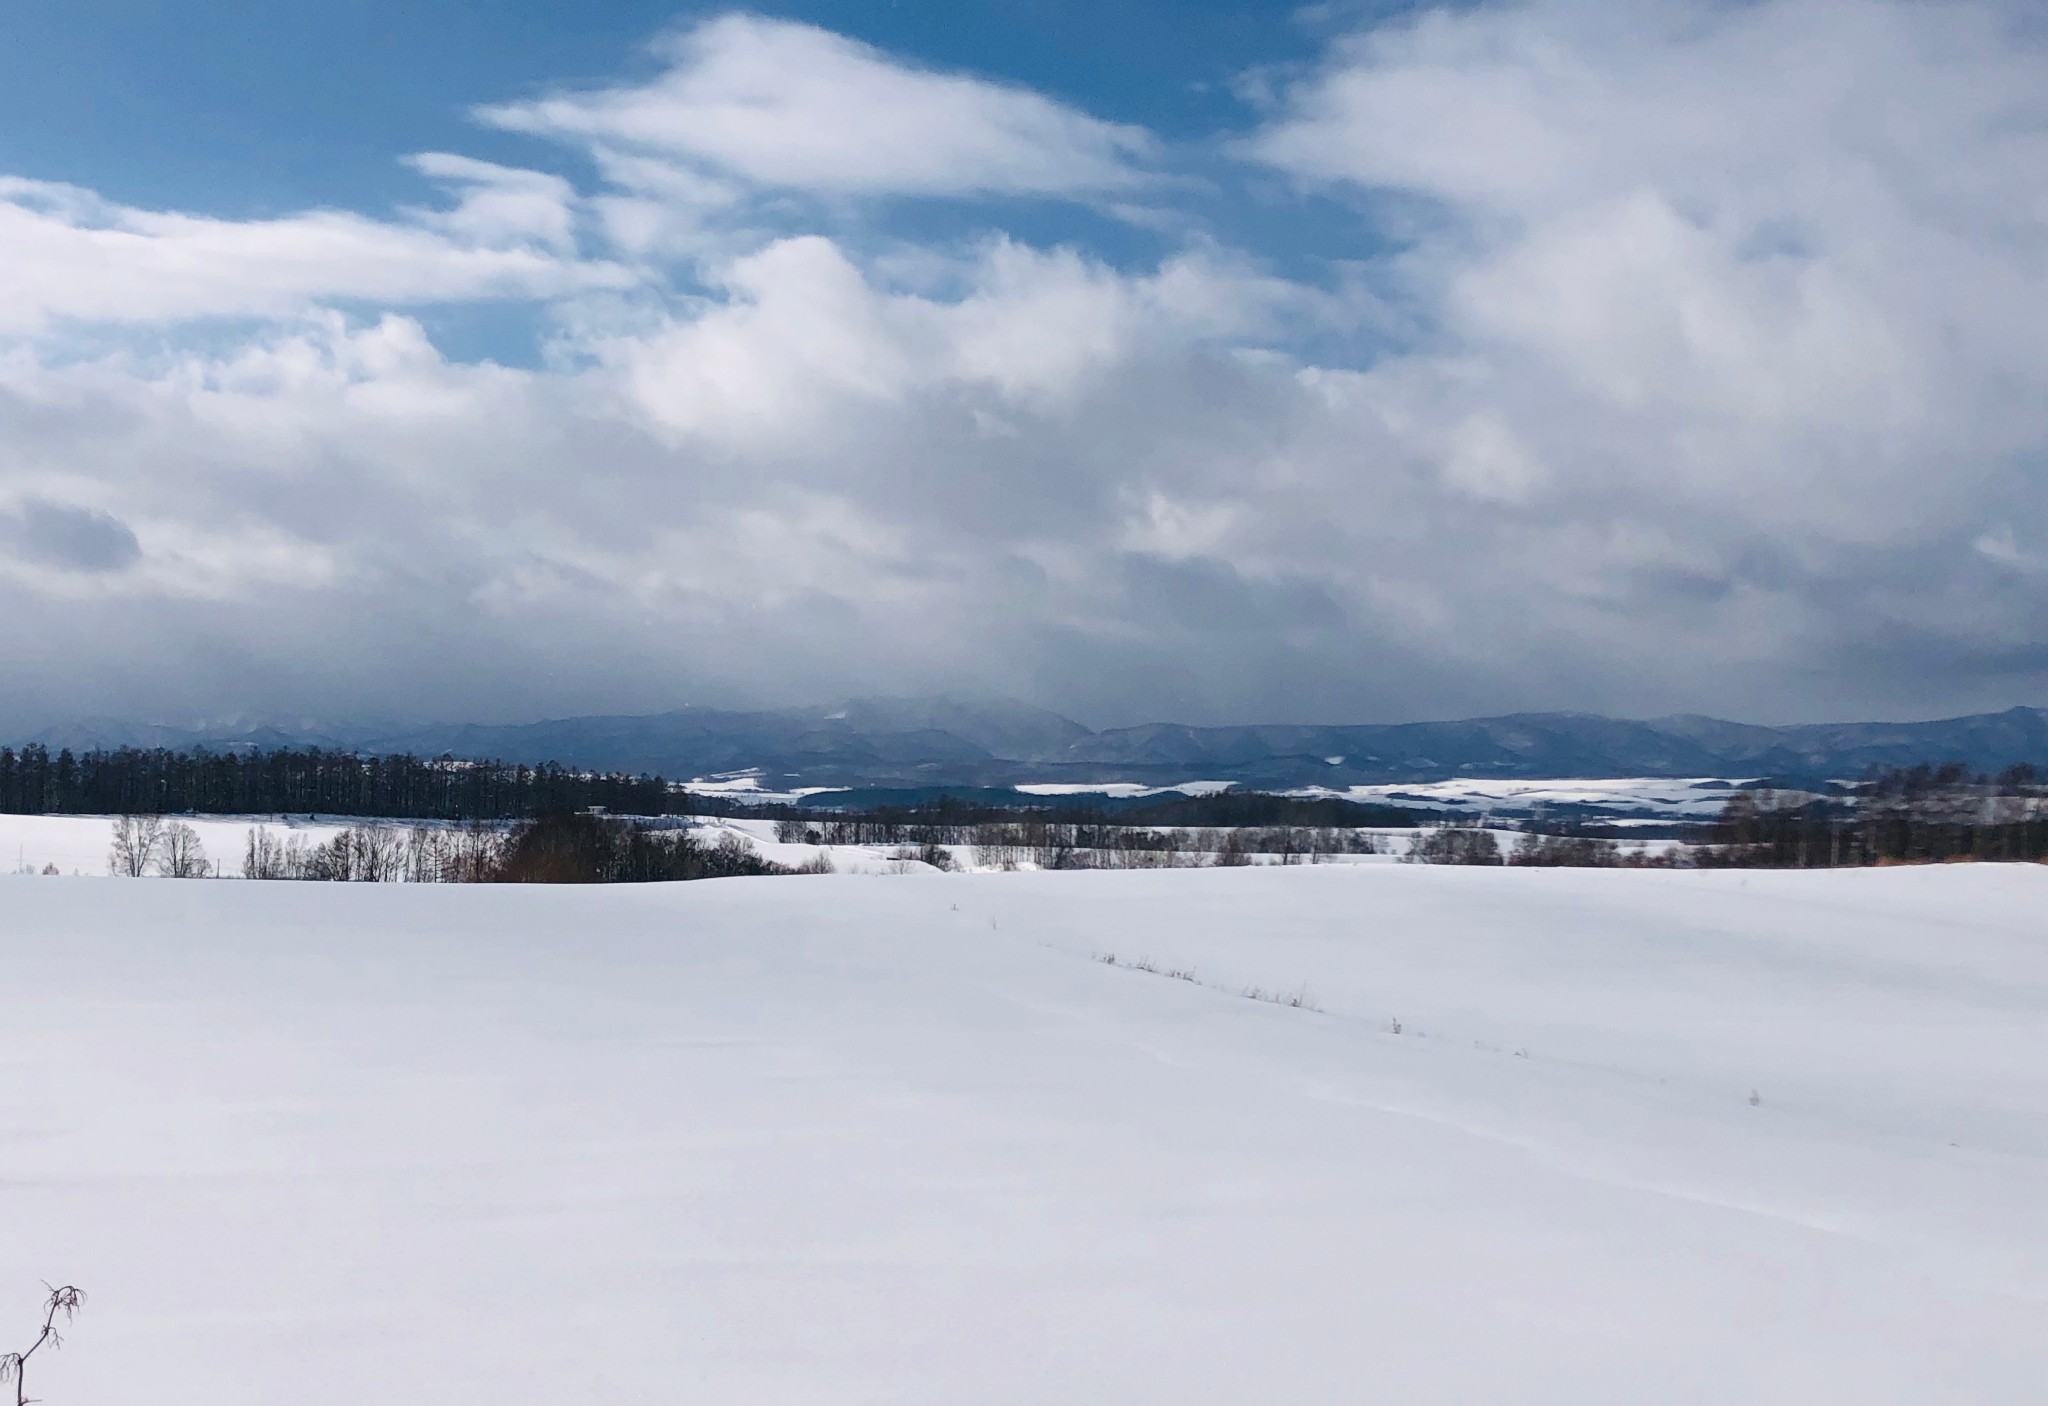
(1241, 983, 1320, 1012)
(793, 849, 836, 874)
(0, 1285, 83, 1406)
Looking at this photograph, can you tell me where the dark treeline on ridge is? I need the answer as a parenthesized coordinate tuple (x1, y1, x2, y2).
(0, 744, 687, 820)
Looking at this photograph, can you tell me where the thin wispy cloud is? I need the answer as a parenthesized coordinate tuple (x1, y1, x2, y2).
(480, 14, 1162, 200)
(0, 167, 626, 334)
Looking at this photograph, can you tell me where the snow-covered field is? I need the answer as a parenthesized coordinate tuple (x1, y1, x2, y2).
(1311, 775, 1775, 820)
(0, 813, 942, 878)
(1, 864, 2042, 1403)
(0, 812, 1418, 876)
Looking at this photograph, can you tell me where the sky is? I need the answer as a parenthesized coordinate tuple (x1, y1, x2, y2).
(2, 0, 2047, 730)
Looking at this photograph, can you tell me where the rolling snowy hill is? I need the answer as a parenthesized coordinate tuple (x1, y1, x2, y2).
(0, 865, 2042, 1403)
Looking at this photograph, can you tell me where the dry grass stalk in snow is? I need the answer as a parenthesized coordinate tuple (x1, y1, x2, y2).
(0, 1286, 83, 1406)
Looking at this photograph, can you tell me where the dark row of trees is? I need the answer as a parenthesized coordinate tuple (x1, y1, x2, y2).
(1697, 764, 2048, 866)
(0, 745, 688, 820)
(1400, 821, 1662, 867)
(775, 814, 1386, 860)
(229, 814, 788, 883)
(492, 813, 787, 883)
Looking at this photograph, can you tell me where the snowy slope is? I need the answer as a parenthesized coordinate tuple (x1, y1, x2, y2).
(0, 866, 2043, 1403)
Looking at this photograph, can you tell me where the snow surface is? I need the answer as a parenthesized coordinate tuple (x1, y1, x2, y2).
(681, 772, 841, 803)
(1013, 781, 1237, 799)
(1, 865, 2044, 1403)
(1314, 776, 1769, 818)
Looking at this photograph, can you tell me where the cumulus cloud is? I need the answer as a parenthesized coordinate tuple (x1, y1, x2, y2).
(1233, 0, 2048, 712)
(480, 13, 1158, 199)
(1, 2, 2047, 729)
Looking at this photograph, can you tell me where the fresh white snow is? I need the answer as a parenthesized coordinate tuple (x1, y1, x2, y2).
(1, 864, 2044, 1403)
(1012, 781, 1238, 799)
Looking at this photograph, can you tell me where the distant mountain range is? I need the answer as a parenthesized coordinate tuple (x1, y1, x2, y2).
(26, 699, 2048, 793)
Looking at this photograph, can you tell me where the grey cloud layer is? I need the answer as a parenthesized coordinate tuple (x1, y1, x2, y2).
(1, 2, 2045, 729)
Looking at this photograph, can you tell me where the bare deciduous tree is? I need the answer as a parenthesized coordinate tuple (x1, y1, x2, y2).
(108, 815, 164, 877)
(157, 821, 208, 878)
(245, 825, 284, 879)
(0, 1285, 83, 1406)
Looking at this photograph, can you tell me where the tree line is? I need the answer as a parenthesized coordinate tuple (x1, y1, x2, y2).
(0, 744, 687, 820)
(1694, 763, 2048, 866)
(105, 812, 789, 884)
(775, 815, 1388, 869)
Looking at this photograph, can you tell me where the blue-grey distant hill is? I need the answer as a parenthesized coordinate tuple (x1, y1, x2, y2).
(29, 700, 2048, 791)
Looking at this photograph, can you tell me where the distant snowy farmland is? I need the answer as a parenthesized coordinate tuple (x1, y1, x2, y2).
(1, 866, 2043, 1403)
(0, 813, 1426, 877)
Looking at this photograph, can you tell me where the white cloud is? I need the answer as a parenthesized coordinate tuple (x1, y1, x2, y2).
(4, 4, 2048, 729)
(1215, 0, 2048, 707)
(0, 167, 625, 335)
(403, 153, 583, 253)
(1246, 0, 2048, 536)
(481, 13, 1158, 199)
(600, 236, 1289, 450)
